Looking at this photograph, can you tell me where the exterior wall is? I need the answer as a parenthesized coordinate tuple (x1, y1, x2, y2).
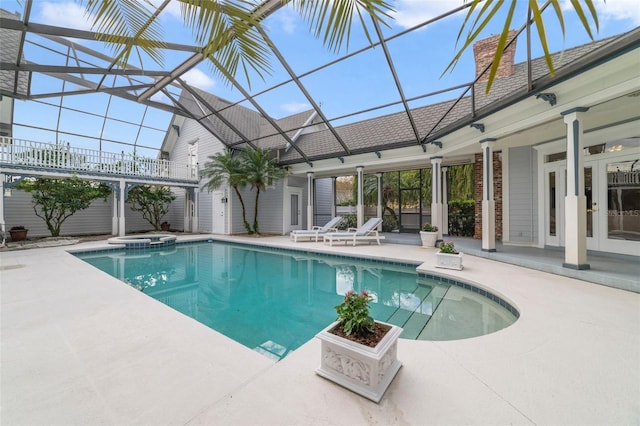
(5, 189, 112, 237)
(166, 115, 227, 233)
(4, 187, 160, 238)
(314, 178, 333, 226)
(474, 151, 503, 240)
(230, 180, 287, 234)
(508, 146, 538, 243)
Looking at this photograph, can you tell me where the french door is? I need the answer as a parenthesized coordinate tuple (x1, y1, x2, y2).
(544, 152, 640, 254)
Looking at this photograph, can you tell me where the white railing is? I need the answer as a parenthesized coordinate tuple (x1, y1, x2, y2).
(0, 137, 198, 181)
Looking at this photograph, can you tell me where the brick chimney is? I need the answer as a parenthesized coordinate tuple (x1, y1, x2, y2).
(473, 30, 517, 82)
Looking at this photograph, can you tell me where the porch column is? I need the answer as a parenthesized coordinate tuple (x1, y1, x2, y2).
(184, 189, 191, 232)
(307, 172, 314, 229)
(0, 173, 5, 240)
(192, 188, 199, 232)
(430, 157, 443, 241)
(118, 179, 126, 236)
(330, 176, 337, 218)
(442, 166, 449, 236)
(480, 139, 496, 252)
(561, 107, 590, 270)
(376, 172, 383, 218)
(356, 166, 364, 227)
(111, 190, 118, 235)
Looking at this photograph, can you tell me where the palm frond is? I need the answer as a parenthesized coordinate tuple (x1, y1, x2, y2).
(292, 0, 394, 52)
(445, 0, 601, 93)
(83, 0, 166, 67)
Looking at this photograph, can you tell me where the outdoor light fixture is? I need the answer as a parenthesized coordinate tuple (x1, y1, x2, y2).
(470, 123, 485, 133)
(432, 141, 443, 148)
(536, 92, 557, 106)
(374, 151, 381, 158)
(337, 157, 345, 163)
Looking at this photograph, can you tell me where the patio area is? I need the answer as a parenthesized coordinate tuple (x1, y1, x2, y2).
(1, 234, 639, 425)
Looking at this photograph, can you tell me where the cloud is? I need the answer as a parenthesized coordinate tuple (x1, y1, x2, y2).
(391, 0, 462, 29)
(38, 1, 94, 31)
(181, 68, 216, 90)
(148, 0, 183, 21)
(275, 9, 298, 35)
(561, 0, 640, 25)
(281, 102, 310, 114)
(594, 0, 640, 25)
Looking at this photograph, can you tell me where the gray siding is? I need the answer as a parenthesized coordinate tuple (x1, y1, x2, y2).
(314, 178, 333, 226)
(167, 116, 226, 233)
(5, 190, 112, 238)
(4, 188, 162, 237)
(508, 146, 538, 243)
(198, 191, 214, 233)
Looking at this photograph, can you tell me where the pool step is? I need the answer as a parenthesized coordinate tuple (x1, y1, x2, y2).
(399, 284, 450, 339)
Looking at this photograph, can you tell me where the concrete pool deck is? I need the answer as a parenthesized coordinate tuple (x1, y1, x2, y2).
(1, 234, 639, 425)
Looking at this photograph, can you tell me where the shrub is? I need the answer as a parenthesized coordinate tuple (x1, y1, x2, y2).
(422, 223, 438, 232)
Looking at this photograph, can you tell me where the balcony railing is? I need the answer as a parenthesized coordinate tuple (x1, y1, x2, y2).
(0, 137, 198, 182)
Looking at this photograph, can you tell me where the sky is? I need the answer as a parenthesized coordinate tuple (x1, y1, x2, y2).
(6, 0, 640, 158)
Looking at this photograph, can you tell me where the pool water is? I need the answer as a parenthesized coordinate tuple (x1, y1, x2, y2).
(76, 241, 517, 360)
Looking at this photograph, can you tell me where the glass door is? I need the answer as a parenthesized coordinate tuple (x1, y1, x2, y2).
(597, 154, 640, 254)
(544, 165, 564, 247)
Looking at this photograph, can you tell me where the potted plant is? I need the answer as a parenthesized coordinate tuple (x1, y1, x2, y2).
(315, 290, 403, 403)
(419, 223, 438, 248)
(160, 221, 171, 231)
(9, 226, 28, 242)
(436, 241, 463, 270)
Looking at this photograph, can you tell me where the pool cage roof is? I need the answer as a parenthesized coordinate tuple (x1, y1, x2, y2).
(1, 1, 637, 165)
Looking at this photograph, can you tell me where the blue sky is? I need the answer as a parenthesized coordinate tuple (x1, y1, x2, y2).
(8, 0, 640, 156)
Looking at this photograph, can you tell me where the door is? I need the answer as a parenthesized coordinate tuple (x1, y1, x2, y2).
(212, 191, 225, 234)
(286, 188, 302, 233)
(544, 164, 564, 247)
(544, 163, 598, 248)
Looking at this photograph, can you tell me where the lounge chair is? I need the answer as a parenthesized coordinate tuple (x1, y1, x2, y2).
(323, 217, 385, 246)
(289, 216, 344, 242)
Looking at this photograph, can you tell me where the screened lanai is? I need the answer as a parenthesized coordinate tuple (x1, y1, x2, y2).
(2, 1, 633, 162)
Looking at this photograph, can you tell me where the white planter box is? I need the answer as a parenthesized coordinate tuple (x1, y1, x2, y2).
(316, 320, 403, 403)
(419, 231, 438, 248)
(436, 252, 464, 270)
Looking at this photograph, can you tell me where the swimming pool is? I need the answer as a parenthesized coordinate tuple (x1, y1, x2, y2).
(75, 241, 518, 360)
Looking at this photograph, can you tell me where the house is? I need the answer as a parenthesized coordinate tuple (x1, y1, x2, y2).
(165, 28, 640, 268)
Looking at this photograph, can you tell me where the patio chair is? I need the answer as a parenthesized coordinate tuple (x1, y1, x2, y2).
(323, 217, 385, 246)
(289, 216, 344, 242)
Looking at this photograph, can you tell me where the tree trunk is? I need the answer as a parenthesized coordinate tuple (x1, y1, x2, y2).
(233, 185, 252, 234)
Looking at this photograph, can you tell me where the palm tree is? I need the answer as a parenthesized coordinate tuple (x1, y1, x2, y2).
(202, 148, 252, 234)
(242, 147, 287, 234)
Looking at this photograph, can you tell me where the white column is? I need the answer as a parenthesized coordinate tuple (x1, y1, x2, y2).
(119, 180, 126, 236)
(356, 166, 364, 227)
(307, 172, 314, 229)
(376, 172, 383, 218)
(480, 139, 496, 252)
(192, 188, 199, 232)
(184, 190, 191, 232)
(0, 173, 5, 238)
(330, 176, 337, 218)
(111, 190, 118, 235)
(561, 107, 590, 270)
(442, 166, 449, 236)
(430, 157, 443, 241)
